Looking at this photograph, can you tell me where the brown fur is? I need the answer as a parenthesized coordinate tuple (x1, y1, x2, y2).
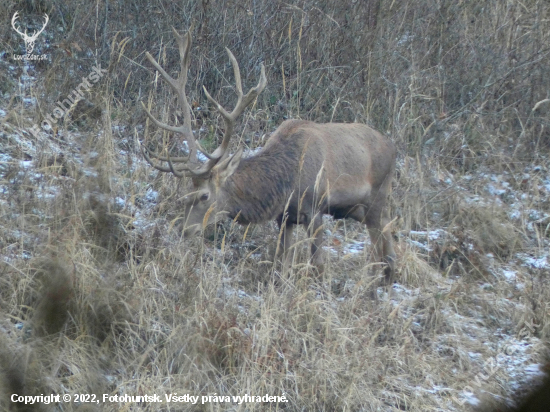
(183, 119, 397, 279)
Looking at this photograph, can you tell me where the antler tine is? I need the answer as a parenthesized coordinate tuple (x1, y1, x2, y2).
(140, 141, 191, 163)
(141, 98, 221, 163)
(140, 141, 212, 179)
(203, 49, 267, 162)
(170, 28, 194, 137)
(226, 48, 268, 120)
(142, 28, 200, 173)
(141, 101, 189, 136)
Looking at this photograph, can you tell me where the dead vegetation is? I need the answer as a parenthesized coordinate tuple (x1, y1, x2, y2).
(1, 0, 550, 411)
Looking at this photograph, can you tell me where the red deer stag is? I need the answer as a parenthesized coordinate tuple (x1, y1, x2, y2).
(141, 29, 397, 280)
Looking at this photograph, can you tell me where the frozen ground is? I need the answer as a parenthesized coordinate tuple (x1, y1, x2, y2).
(1, 65, 549, 410)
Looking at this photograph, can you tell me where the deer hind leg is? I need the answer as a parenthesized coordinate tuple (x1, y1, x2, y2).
(380, 206, 396, 283)
(364, 205, 395, 284)
(349, 207, 381, 267)
(307, 213, 325, 273)
(276, 215, 295, 269)
(281, 222, 295, 270)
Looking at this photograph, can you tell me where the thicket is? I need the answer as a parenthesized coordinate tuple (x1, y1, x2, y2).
(2, 0, 549, 164)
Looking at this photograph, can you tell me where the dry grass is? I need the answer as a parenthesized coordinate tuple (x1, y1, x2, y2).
(1, 121, 548, 410)
(1, 1, 550, 411)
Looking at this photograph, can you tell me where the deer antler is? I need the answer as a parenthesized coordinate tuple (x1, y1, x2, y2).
(203, 48, 267, 163)
(141, 28, 266, 179)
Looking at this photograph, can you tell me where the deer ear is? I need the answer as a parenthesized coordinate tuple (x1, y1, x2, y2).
(213, 146, 243, 183)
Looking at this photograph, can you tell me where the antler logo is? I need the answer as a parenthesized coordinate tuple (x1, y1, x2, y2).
(11, 11, 49, 55)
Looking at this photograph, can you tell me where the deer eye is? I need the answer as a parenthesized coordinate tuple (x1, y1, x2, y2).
(199, 193, 209, 202)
